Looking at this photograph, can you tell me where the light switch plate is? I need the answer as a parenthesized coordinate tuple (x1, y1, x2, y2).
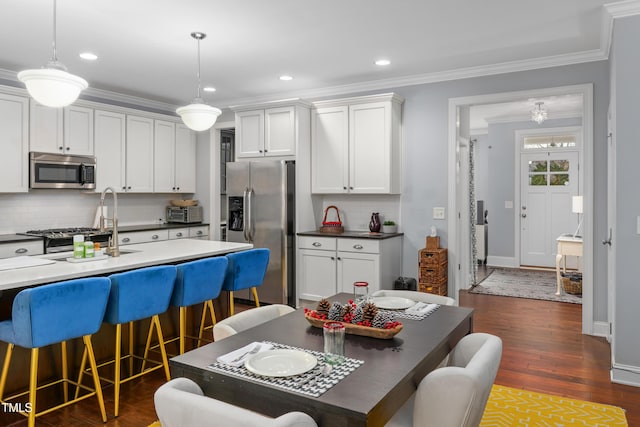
(505, 201, 513, 209)
(433, 207, 445, 219)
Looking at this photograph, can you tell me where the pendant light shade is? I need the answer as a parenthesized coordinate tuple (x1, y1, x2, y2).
(18, 0, 87, 107)
(177, 32, 220, 132)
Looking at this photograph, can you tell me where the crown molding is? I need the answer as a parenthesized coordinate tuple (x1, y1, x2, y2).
(602, 1, 640, 57)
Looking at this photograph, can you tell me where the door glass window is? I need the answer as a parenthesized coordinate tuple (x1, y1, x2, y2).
(524, 135, 576, 149)
(528, 159, 572, 186)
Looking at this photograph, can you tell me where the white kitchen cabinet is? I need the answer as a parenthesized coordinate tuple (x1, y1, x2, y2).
(29, 102, 94, 155)
(154, 121, 196, 193)
(188, 226, 209, 240)
(0, 92, 29, 193)
(311, 93, 403, 194)
(233, 101, 310, 159)
(297, 235, 402, 301)
(0, 240, 43, 258)
(125, 115, 155, 192)
(94, 110, 126, 191)
(118, 230, 169, 246)
(168, 228, 189, 239)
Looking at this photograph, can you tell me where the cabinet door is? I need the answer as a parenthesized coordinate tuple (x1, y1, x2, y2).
(0, 93, 29, 193)
(298, 249, 337, 301)
(337, 252, 380, 294)
(126, 115, 154, 192)
(311, 106, 349, 193)
(265, 106, 295, 157)
(29, 101, 63, 153)
(349, 102, 391, 193)
(153, 120, 176, 192)
(0, 241, 44, 258)
(175, 124, 196, 193)
(236, 110, 265, 158)
(64, 105, 94, 155)
(168, 228, 189, 239)
(94, 110, 126, 192)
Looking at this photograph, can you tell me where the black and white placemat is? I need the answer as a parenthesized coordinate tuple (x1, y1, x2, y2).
(381, 303, 440, 321)
(206, 341, 364, 398)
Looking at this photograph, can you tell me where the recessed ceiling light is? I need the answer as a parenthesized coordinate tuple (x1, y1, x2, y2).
(79, 52, 98, 61)
(203, 86, 216, 92)
(375, 59, 391, 66)
(279, 75, 293, 81)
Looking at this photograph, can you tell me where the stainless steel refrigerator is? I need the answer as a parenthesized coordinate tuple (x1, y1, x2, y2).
(226, 160, 295, 306)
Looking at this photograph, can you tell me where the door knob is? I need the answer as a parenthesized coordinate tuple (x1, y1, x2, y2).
(603, 229, 612, 246)
(521, 213, 527, 218)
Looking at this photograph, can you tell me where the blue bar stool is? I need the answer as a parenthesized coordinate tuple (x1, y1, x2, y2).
(223, 248, 270, 315)
(159, 257, 228, 355)
(76, 265, 177, 417)
(0, 277, 111, 427)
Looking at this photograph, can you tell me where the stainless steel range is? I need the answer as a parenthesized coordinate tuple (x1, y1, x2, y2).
(20, 228, 112, 254)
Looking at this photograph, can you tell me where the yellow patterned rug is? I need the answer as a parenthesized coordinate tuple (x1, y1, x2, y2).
(149, 385, 628, 427)
(481, 385, 628, 426)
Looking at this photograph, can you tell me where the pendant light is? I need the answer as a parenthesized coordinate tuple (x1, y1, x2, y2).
(530, 101, 548, 124)
(176, 32, 221, 132)
(18, 0, 88, 108)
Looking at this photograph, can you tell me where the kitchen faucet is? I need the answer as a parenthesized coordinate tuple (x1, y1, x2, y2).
(99, 187, 120, 257)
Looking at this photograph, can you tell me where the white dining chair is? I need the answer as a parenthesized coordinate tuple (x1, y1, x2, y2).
(385, 333, 502, 427)
(213, 304, 295, 341)
(155, 377, 318, 427)
(371, 289, 457, 306)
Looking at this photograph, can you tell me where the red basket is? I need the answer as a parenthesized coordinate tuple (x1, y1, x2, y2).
(319, 205, 344, 234)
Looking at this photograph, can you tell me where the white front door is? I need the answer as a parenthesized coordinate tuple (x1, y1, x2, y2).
(520, 151, 579, 267)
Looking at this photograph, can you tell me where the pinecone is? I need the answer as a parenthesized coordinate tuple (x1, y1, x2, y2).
(351, 306, 364, 324)
(327, 301, 344, 321)
(340, 303, 353, 318)
(316, 298, 331, 317)
(372, 311, 397, 328)
(361, 302, 378, 323)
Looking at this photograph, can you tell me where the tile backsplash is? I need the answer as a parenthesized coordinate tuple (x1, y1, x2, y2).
(0, 191, 173, 234)
(320, 195, 401, 231)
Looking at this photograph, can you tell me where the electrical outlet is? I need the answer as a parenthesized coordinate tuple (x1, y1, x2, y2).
(433, 207, 445, 220)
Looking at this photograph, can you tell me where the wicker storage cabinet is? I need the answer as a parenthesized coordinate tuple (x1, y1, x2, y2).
(418, 248, 448, 296)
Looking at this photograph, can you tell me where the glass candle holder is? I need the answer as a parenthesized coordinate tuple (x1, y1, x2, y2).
(353, 281, 369, 304)
(323, 322, 345, 365)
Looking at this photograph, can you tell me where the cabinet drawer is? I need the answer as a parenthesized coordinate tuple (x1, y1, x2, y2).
(189, 226, 209, 239)
(119, 230, 169, 245)
(169, 228, 189, 239)
(0, 240, 44, 258)
(337, 238, 380, 254)
(298, 236, 336, 251)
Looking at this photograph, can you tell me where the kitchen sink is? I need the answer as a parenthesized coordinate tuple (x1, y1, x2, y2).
(52, 249, 140, 262)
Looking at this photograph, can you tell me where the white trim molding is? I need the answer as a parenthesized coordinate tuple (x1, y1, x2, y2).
(611, 363, 640, 387)
(486, 256, 517, 269)
(592, 321, 610, 339)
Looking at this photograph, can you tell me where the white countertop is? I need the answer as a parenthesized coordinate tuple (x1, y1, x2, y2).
(0, 239, 252, 292)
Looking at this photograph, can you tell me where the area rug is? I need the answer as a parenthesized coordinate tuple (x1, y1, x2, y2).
(150, 385, 628, 426)
(470, 267, 582, 304)
(480, 385, 628, 426)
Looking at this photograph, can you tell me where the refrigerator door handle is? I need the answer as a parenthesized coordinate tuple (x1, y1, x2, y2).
(247, 188, 255, 242)
(243, 188, 250, 242)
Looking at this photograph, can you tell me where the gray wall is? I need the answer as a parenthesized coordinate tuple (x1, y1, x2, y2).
(479, 117, 582, 258)
(611, 15, 640, 375)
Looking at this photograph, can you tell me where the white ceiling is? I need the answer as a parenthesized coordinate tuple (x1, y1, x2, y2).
(0, 0, 617, 110)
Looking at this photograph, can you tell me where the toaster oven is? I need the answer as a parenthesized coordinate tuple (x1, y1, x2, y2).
(166, 206, 203, 223)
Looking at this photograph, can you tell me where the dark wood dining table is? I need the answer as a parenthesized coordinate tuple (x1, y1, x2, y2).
(169, 293, 474, 427)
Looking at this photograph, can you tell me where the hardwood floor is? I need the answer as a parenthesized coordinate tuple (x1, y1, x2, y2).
(5, 293, 639, 426)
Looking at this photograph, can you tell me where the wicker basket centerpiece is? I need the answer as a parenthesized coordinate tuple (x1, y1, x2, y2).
(169, 199, 199, 207)
(304, 298, 402, 339)
(561, 273, 582, 295)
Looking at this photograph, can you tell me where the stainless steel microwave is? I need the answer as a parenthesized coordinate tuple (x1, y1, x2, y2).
(166, 206, 203, 223)
(29, 152, 97, 189)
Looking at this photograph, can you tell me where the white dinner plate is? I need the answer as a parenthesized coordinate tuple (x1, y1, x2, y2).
(370, 296, 416, 310)
(244, 349, 317, 377)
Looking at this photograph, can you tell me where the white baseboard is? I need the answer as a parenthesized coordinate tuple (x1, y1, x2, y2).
(486, 256, 517, 268)
(611, 363, 640, 387)
(592, 321, 610, 339)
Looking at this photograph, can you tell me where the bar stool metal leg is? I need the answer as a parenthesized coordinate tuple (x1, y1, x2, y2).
(0, 343, 13, 400)
(251, 287, 260, 307)
(28, 348, 38, 427)
(61, 341, 68, 403)
(83, 335, 107, 423)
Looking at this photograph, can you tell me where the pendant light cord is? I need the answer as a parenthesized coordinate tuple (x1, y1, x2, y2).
(51, 0, 58, 62)
(196, 35, 202, 99)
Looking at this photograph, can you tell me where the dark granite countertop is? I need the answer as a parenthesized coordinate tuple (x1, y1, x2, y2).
(118, 223, 210, 233)
(0, 234, 44, 244)
(297, 230, 403, 239)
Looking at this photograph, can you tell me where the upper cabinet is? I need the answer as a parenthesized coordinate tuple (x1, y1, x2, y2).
(94, 110, 126, 192)
(154, 121, 196, 193)
(125, 115, 155, 193)
(311, 93, 403, 194)
(29, 102, 94, 155)
(0, 92, 29, 193)
(233, 101, 310, 159)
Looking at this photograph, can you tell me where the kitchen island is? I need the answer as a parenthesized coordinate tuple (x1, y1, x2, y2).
(0, 239, 252, 292)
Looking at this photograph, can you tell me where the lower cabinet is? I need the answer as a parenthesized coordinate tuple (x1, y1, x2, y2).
(0, 240, 44, 258)
(119, 226, 210, 246)
(297, 235, 402, 301)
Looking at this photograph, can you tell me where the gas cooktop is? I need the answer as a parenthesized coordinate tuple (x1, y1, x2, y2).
(22, 227, 111, 239)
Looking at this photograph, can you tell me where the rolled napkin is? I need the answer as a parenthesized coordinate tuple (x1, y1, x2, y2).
(217, 341, 273, 367)
(405, 302, 439, 316)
